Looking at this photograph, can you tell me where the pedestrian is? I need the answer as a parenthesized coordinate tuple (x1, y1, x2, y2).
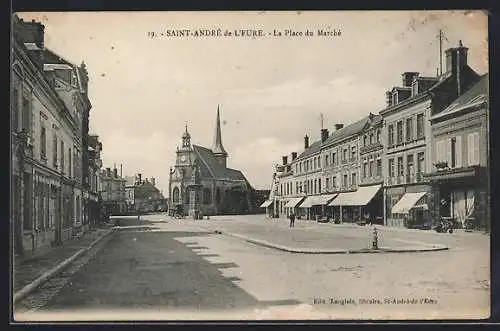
(289, 213, 296, 228)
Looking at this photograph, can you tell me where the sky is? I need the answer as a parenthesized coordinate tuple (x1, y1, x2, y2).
(18, 11, 488, 194)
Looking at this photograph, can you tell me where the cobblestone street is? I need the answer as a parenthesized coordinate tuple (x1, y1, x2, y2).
(14, 214, 489, 321)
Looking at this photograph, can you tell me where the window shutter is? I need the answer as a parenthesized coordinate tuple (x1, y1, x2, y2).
(455, 135, 462, 168)
(467, 133, 474, 166)
(474, 133, 480, 165)
(447, 138, 452, 166)
(436, 140, 444, 162)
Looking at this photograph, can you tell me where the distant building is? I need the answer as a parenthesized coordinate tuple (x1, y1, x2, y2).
(168, 106, 255, 216)
(86, 135, 103, 227)
(99, 167, 127, 216)
(125, 174, 166, 213)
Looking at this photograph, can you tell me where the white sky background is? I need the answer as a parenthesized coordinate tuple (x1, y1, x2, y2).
(18, 11, 488, 194)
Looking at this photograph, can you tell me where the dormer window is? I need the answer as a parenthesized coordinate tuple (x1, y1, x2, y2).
(412, 80, 419, 96)
(392, 91, 398, 105)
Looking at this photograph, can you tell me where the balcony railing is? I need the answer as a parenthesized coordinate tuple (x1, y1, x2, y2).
(386, 173, 425, 186)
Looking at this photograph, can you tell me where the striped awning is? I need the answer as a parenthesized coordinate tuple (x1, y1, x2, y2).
(260, 200, 273, 208)
(328, 184, 381, 207)
(391, 192, 427, 214)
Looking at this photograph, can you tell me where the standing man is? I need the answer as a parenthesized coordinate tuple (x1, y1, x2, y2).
(289, 213, 296, 228)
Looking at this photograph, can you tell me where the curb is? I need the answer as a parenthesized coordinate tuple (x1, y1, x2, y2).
(13, 228, 115, 304)
(218, 231, 449, 254)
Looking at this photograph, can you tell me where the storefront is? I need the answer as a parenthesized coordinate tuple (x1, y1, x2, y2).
(425, 166, 488, 230)
(259, 199, 274, 218)
(285, 196, 306, 218)
(299, 194, 337, 220)
(390, 191, 429, 228)
(328, 184, 382, 223)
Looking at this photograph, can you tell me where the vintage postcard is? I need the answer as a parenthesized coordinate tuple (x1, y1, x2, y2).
(11, 10, 489, 321)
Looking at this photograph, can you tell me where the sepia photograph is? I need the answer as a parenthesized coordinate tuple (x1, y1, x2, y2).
(10, 10, 490, 321)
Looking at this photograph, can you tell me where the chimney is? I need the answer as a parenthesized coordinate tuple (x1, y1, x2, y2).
(385, 91, 393, 107)
(334, 124, 344, 131)
(304, 135, 310, 149)
(321, 128, 329, 143)
(402, 72, 419, 87)
(138, 173, 142, 184)
(151, 177, 156, 186)
(106, 167, 111, 177)
(445, 46, 458, 74)
(282, 156, 288, 165)
(456, 40, 468, 96)
(113, 168, 118, 178)
(291, 152, 297, 160)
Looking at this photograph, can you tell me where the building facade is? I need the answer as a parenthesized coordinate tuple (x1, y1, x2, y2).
(125, 174, 166, 213)
(87, 135, 103, 227)
(11, 16, 92, 257)
(99, 167, 127, 216)
(168, 107, 255, 216)
(425, 74, 489, 230)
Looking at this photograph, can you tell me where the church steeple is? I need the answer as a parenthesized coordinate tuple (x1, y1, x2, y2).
(212, 105, 227, 157)
(182, 122, 191, 149)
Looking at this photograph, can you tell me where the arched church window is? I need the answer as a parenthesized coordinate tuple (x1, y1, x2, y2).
(172, 187, 180, 203)
(203, 188, 212, 204)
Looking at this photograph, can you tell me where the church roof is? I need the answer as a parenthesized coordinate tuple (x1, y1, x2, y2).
(211, 106, 227, 156)
(193, 145, 247, 182)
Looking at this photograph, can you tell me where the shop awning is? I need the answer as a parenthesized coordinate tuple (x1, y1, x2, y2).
(391, 192, 427, 214)
(260, 200, 273, 208)
(285, 197, 305, 208)
(299, 194, 337, 208)
(328, 184, 382, 207)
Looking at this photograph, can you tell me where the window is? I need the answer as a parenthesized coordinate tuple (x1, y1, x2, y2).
(40, 125, 47, 158)
(369, 133, 374, 145)
(451, 137, 456, 168)
(388, 158, 395, 178)
(313, 158, 317, 169)
(407, 154, 414, 180)
(363, 135, 367, 146)
(351, 146, 356, 160)
(318, 178, 322, 193)
(12, 88, 19, 132)
(397, 157, 404, 176)
(332, 176, 337, 188)
(343, 174, 348, 187)
(392, 91, 398, 105)
(406, 117, 413, 142)
(376, 159, 382, 177)
(325, 155, 329, 166)
(60, 141, 65, 172)
(326, 177, 330, 189)
(351, 173, 357, 186)
(299, 163, 302, 173)
(417, 152, 425, 174)
(396, 121, 403, 145)
(363, 162, 368, 178)
(52, 134, 58, 167)
(332, 152, 337, 165)
(369, 160, 374, 177)
(22, 96, 31, 133)
(314, 179, 317, 194)
(343, 148, 348, 162)
(467, 132, 480, 166)
(388, 124, 394, 147)
(23, 173, 32, 230)
(376, 130, 381, 142)
(416, 113, 424, 139)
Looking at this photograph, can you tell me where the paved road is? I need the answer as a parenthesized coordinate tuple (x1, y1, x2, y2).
(15, 213, 490, 321)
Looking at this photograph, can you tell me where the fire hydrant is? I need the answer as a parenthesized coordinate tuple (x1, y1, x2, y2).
(372, 227, 379, 250)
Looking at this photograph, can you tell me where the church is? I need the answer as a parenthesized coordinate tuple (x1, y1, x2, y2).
(168, 107, 255, 217)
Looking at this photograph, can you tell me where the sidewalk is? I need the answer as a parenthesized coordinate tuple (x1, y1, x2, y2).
(13, 227, 111, 293)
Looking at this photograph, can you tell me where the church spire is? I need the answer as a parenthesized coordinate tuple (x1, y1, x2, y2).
(212, 105, 227, 156)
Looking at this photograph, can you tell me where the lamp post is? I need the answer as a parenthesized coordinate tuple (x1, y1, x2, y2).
(15, 129, 28, 257)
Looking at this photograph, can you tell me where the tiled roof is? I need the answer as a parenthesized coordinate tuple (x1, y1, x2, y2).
(322, 115, 371, 146)
(295, 139, 322, 161)
(193, 145, 248, 181)
(433, 73, 488, 120)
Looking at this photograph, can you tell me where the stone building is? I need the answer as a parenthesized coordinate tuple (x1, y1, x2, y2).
(425, 73, 489, 231)
(168, 107, 254, 216)
(381, 41, 482, 227)
(87, 135, 103, 227)
(99, 167, 127, 216)
(125, 174, 165, 213)
(11, 16, 92, 257)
